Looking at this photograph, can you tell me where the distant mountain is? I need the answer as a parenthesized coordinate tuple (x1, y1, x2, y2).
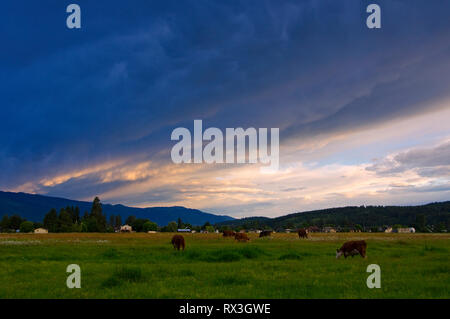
(217, 202, 450, 229)
(0, 191, 234, 226)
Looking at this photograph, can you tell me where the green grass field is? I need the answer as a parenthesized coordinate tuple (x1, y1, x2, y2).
(0, 232, 448, 298)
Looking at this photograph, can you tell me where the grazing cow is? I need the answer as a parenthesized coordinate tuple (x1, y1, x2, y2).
(171, 234, 185, 251)
(336, 240, 367, 259)
(234, 232, 250, 242)
(223, 230, 236, 237)
(259, 230, 272, 238)
(307, 226, 320, 233)
(297, 228, 308, 239)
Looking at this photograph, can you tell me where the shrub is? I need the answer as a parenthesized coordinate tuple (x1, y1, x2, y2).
(143, 221, 158, 232)
(19, 221, 34, 233)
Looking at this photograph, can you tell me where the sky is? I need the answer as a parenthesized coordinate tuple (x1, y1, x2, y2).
(1, 0, 449, 218)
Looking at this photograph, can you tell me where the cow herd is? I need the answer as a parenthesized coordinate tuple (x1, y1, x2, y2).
(170, 229, 368, 259)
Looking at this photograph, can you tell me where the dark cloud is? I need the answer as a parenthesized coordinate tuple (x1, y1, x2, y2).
(42, 176, 136, 200)
(1, 0, 450, 201)
(102, 186, 187, 206)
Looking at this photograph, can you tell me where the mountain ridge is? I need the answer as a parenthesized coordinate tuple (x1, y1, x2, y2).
(217, 202, 450, 230)
(0, 191, 234, 226)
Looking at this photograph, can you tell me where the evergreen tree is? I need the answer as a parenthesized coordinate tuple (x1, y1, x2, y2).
(90, 197, 106, 232)
(43, 209, 58, 233)
(115, 215, 122, 228)
(177, 217, 184, 229)
(109, 215, 115, 227)
(90, 197, 102, 218)
(166, 221, 177, 232)
(125, 215, 136, 226)
(58, 208, 73, 232)
(74, 206, 80, 223)
(0, 215, 10, 232)
(9, 215, 23, 230)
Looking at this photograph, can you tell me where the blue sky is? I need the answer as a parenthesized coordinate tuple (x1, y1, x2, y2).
(1, 0, 449, 217)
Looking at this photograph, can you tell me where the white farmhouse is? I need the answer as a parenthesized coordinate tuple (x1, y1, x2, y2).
(120, 225, 132, 232)
(34, 228, 48, 234)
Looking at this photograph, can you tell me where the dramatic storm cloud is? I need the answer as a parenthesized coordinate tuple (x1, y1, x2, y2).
(1, 0, 449, 217)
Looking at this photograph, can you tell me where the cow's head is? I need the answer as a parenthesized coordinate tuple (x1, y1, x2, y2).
(336, 249, 343, 259)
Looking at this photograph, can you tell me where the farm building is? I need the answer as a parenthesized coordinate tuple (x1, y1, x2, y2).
(322, 227, 337, 233)
(385, 227, 393, 233)
(177, 228, 191, 232)
(34, 228, 48, 234)
(147, 231, 157, 234)
(120, 225, 132, 232)
(394, 227, 416, 233)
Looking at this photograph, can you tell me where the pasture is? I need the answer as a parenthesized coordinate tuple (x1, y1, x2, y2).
(0, 232, 448, 298)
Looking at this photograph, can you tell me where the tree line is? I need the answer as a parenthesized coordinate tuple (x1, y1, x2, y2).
(217, 202, 450, 233)
(0, 197, 217, 233)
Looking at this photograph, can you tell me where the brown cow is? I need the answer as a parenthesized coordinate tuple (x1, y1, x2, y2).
(234, 232, 250, 242)
(259, 230, 272, 238)
(223, 230, 236, 237)
(171, 234, 185, 251)
(336, 240, 367, 259)
(307, 226, 320, 233)
(297, 228, 308, 239)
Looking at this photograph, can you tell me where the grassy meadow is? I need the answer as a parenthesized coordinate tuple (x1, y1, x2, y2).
(0, 232, 448, 298)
